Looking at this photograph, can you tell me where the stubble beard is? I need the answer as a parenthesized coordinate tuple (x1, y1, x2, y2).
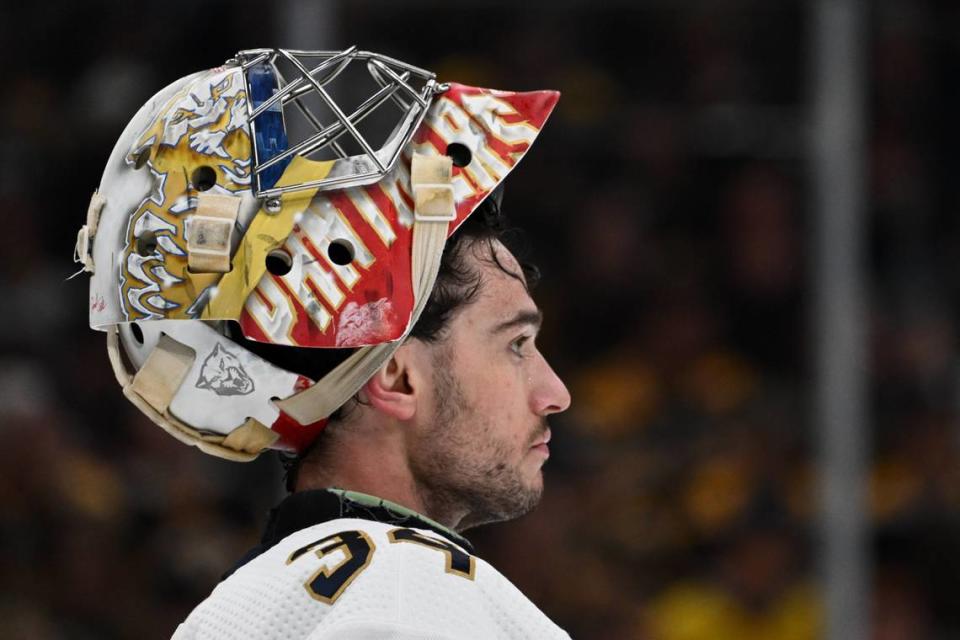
(410, 351, 545, 531)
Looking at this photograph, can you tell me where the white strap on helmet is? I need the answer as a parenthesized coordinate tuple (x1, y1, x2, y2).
(128, 333, 195, 414)
(186, 193, 242, 273)
(74, 191, 106, 274)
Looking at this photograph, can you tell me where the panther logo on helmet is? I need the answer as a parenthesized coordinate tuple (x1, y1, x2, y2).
(196, 343, 255, 396)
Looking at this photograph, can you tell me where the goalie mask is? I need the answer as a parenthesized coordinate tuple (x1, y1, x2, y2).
(76, 47, 559, 461)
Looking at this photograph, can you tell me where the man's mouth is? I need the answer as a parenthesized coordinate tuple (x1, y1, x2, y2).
(530, 427, 551, 455)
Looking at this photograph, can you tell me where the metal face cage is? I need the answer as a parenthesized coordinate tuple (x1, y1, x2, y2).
(231, 47, 443, 197)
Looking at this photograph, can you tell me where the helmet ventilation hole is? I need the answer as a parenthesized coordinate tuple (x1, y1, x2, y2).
(133, 148, 151, 169)
(191, 166, 217, 191)
(327, 240, 355, 266)
(446, 142, 472, 168)
(130, 323, 144, 344)
(135, 232, 158, 256)
(266, 250, 293, 276)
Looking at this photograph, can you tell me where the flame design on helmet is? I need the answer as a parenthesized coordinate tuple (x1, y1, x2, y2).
(119, 67, 251, 320)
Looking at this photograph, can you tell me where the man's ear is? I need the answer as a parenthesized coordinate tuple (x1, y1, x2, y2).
(361, 343, 423, 421)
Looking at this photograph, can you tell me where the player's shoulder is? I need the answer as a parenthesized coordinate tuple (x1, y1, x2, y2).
(175, 518, 569, 639)
(263, 516, 486, 608)
(281, 518, 570, 639)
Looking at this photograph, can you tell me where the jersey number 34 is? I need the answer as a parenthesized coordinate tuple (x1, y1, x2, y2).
(286, 528, 476, 604)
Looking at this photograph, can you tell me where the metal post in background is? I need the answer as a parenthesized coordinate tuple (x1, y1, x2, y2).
(281, 0, 341, 51)
(278, 0, 343, 166)
(810, 1, 869, 640)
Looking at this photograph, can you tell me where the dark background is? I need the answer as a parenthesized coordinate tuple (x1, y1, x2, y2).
(3, 1, 960, 638)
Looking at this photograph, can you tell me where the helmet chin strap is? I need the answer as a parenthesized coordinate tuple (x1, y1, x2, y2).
(274, 153, 455, 426)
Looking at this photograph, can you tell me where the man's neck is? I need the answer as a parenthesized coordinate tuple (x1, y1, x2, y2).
(296, 419, 474, 531)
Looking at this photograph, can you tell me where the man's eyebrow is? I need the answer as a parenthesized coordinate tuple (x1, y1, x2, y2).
(490, 309, 543, 335)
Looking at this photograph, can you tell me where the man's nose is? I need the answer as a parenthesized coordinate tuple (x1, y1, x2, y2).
(531, 354, 571, 416)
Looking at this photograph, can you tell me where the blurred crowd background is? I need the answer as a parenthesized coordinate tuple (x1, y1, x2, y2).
(3, 0, 960, 638)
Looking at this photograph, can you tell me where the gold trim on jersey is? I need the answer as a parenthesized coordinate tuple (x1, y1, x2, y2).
(287, 529, 376, 605)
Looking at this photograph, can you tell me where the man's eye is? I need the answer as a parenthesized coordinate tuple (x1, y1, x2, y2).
(510, 336, 531, 356)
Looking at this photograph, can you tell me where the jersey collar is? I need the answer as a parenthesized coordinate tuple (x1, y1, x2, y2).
(224, 488, 474, 580)
(326, 488, 472, 548)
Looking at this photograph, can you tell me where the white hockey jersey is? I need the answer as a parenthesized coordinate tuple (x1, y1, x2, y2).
(172, 490, 570, 639)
